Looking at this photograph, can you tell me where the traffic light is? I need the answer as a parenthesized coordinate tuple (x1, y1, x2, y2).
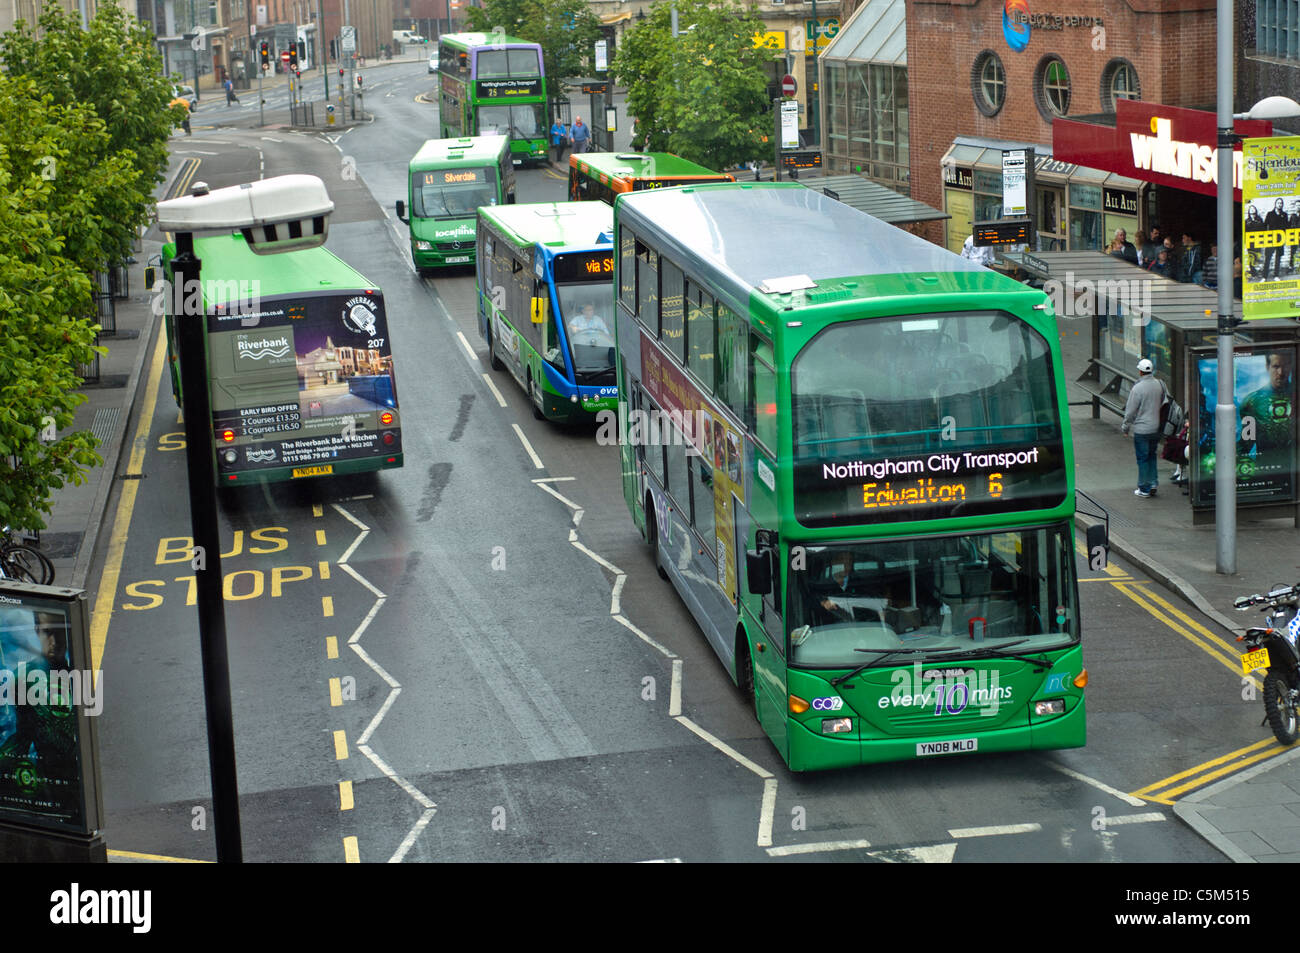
(260, 40, 269, 69)
(339, 67, 344, 78)
(356, 74, 363, 88)
(288, 45, 297, 68)
(297, 40, 306, 63)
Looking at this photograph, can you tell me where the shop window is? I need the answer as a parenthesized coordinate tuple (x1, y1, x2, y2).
(1034, 56, 1071, 120)
(1101, 59, 1141, 112)
(971, 51, 1006, 117)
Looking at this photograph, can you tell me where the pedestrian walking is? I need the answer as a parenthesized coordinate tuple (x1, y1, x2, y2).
(224, 76, 239, 106)
(570, 115, 590, 155)
(550, 118, 569, 164)
(1122, 358, 1165, 497)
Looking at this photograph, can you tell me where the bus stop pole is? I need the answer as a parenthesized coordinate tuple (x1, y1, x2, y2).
(171, 231, 245, 863)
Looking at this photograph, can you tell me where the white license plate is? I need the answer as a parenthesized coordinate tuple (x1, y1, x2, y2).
(917, 738, 978, 757)
(511, 159, 522, 166)
(444, 255, 470, 264)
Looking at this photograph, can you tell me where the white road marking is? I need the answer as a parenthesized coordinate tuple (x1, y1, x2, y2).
(456, 330, 478, 364)
(611, 613, 676, 659)
(535, 481, 582, 512)
(511, 423, 544, 469)
(757, 778, 778, 847)
(674, 715, 773, 780)
(482, 373, 508, 407)
(1101, 812, 1166, 826)
(949, 822, 1042, 838)
(669, 658, 683, 717)
(1048, 761, 1146, 806)
(767, 839, 872, 857)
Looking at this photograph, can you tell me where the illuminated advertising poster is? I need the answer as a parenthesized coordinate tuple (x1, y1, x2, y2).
(1242, 137, 1300, 320)
(641, 333, 744, 603)
(1192, 345, 1296, 506)
(0, 588, 99, 835)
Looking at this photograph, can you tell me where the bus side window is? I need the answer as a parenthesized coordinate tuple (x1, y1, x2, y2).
(619, 227, 637, 316)
(716, 306, 747, 423)
(636, 240, 658, 332)
(660, 258, 685, 363)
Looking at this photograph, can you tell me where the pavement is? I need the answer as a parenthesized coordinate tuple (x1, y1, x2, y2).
(34, 96, 1300, 860)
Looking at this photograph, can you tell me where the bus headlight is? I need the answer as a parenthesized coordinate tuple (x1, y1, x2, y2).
(821, 718, 853, 734)
(415, 240, 432, 251)
(1034, 699, 1065, 716)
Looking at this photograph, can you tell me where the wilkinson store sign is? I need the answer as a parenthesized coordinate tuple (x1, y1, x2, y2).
(1053, 100, 1273, 200)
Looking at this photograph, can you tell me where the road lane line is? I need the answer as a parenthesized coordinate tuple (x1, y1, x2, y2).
(1047, 761, 1146, 806)
(612, 613, 676, 658)
(343, 836, 360, 863)
(389, 808, 438, 863)
(107, 849, 210, 863)
(757, 778, 778, 848)
(90, 329, 168, 674)
(326, 636, 339, 659)
(1132, 738, 1276, 799)
(949, 823, 1042, 837)
(329, 677, 343, 706)
(1101, 812, 1166, 825)
(674, 715, 773, 780)
(333, 729, 349, 759)
(1134, 740, 1290, 803)
(512, 423, 544, 469)
(669, 658, 683, 717)
(535, 480, 582, 511)
(482, 373, 508, 407)
(322, 595, 334, 617)
(1116, 582, 1245, 676)
(456, 330, 478, 364)
(766, 839, 872, 857)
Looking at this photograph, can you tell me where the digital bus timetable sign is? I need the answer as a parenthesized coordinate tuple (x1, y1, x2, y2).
(973, 219, 1031, 246)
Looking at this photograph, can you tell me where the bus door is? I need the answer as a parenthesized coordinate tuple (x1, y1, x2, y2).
(752, 531, 789, 756)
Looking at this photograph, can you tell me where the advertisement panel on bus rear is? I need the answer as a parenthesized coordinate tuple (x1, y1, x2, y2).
(206, 291, 400, 474)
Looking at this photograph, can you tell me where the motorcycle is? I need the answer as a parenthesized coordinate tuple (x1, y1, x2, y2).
(1236, 583, 1300, 744)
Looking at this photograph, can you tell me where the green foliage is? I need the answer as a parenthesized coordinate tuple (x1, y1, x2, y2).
(464, 0, 604, 83)
(0, 75, 106, 532)
(1, 4, 175, 267)
(613, 0, 778, 171)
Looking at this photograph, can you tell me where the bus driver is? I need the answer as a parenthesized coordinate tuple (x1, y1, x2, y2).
(569, 302, 610, 336)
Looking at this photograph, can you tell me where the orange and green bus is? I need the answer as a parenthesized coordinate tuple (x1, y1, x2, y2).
(161, 232, 403, 485)
(613, 182, 1085, 770)
(568, 152, 735, 205)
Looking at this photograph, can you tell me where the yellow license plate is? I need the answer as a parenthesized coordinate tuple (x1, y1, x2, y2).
(292, 465, 334, 478)
(1242, 647, 1271, 675)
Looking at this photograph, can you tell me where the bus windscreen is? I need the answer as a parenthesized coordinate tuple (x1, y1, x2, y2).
(411, 167, 497, 219)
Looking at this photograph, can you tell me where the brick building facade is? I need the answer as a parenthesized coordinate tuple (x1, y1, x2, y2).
(905, 0, 1220, 248)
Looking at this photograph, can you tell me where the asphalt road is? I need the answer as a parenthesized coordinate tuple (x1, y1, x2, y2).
(88, 61, 1271, 866)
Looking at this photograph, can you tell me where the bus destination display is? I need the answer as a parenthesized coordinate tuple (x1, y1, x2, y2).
(424, 168, 487, 186)
(632, 177, 733, 191)
(795, 442, 1067, 526)
(476, 78, 542, 98)
(553, 251, 614, 283)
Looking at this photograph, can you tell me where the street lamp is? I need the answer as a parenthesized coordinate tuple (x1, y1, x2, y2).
(1213, 0, 1300, 574)
(154, 175, 335, 862)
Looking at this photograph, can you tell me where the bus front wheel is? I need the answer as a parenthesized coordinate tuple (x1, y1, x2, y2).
(735, 633, 759, 722)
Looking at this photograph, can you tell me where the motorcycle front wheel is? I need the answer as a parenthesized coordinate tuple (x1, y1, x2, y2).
(1263, 671, 1300, 745)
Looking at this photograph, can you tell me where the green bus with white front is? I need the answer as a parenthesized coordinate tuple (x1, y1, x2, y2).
(476, 201, 618, 421)
(161, 232, 403, 485)
(397, 136, 516, 273)
(436, 32, 549, 167)
(614, 183, 1085, 771)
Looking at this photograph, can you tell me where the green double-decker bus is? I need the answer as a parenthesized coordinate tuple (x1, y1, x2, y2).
(397, 136, 516, 273)
(568, 151, 735, 205)
(161, 232, 403, 485)
(476, 201, 618, 422)
(613, 183, 1085, 771)
(436, 32, 548, 167)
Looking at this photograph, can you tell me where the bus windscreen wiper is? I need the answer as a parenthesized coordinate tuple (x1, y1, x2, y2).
(924, 639, 1052, 668)
(831, 648, 930, 687)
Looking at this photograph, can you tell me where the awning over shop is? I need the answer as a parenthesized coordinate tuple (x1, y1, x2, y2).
(791, 173, 947, 224)
(601, 11, 632, 24)
(820, 0, 905, 66)
(1052, 100, 1273, 201)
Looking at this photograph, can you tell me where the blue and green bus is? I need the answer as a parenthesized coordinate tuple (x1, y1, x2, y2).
(613, 182, 1085, 770)
(476, 201, 618, 421)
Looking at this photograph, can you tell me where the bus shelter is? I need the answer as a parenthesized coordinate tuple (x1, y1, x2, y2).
(999, 249, 1300, 524)
(790, 173, 948, 226)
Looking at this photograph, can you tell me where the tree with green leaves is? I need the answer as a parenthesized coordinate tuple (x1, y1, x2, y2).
(614, 0, 779, 171)
(0, 75, 108, 533)
(1, 4, 177, 270)
(464, 0, 604, 83)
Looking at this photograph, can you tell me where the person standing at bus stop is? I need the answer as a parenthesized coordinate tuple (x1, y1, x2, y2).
(570, 116, 590, 155)
(550, 117, 569, 164)
(1122, 358, 1164, 498)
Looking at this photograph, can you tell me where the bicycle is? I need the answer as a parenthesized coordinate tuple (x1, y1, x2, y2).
(0, 526, 56, 585)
